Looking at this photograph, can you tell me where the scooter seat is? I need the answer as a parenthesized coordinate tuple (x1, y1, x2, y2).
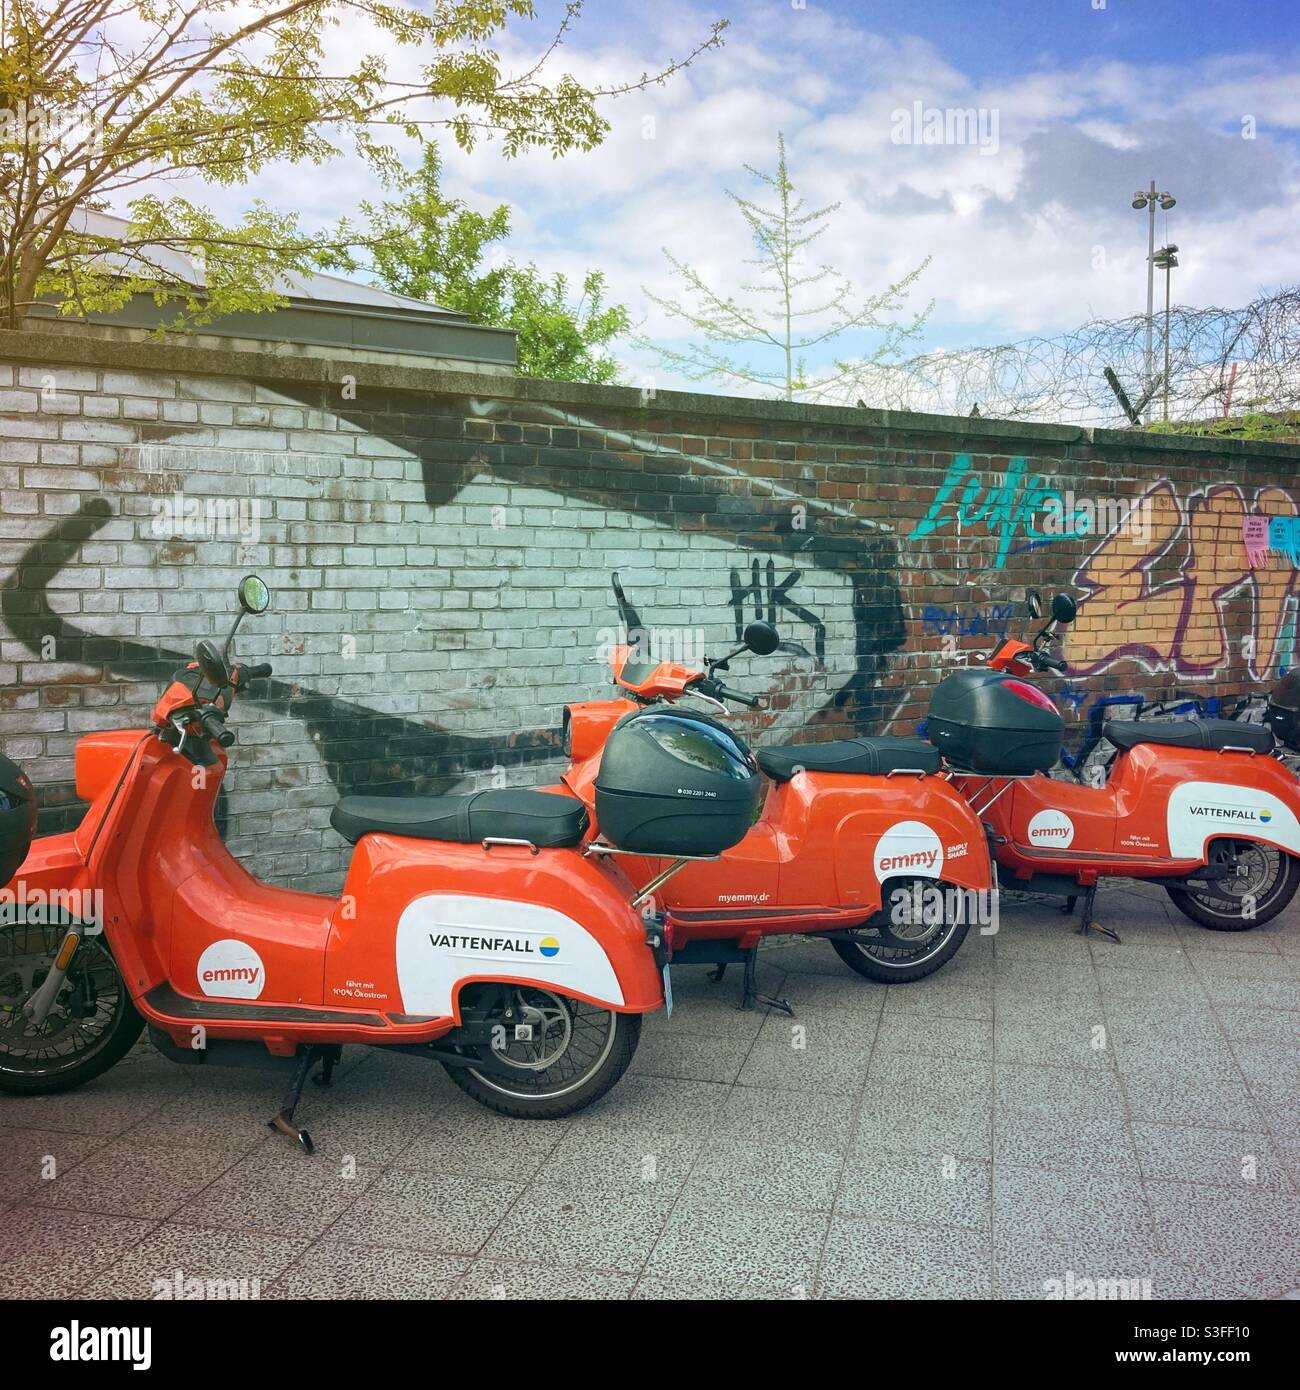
(757, 736, 941, 782)
(1102, 718, 1275, 755)
(330, 788, 589, 847)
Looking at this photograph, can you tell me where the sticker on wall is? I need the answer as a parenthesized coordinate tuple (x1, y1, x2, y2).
(394, 894, 624, 1017)
(1243, 515, 1271, 568)
(1026, 808, 1076, 848)
(873, 821, 945, 879)
(1167, 782, 1300, 859)
(197, 939, 266, 999)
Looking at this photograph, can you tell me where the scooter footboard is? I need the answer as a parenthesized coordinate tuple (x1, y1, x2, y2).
(326, 835, 663, 1023)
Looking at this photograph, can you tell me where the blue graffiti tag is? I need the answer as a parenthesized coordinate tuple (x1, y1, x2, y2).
(909, 454, 1091, 567)
(921, 604, 1015, 639)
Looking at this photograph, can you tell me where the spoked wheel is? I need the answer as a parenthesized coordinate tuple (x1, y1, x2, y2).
(831, 877, 973, 983)
(442, 983, 640, 1119)
(1166, 840, 1300, 931)
(0, 920, 143, 1094)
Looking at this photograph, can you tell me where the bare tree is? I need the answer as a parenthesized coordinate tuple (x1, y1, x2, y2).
(641, 132, 931, 401)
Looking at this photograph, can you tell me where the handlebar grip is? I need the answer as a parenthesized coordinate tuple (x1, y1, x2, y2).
(717, 685, 759, 708)
(200, 707, 235, 748)
(237, 662, 273, 682)
(1042, 656, 1069, 673)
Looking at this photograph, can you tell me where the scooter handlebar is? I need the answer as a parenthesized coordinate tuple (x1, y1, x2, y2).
(199, 706, 235, 748)
(234, 662, 273, 683)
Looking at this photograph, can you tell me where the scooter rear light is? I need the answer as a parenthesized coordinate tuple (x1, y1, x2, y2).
(1002, 679, 1058, 712)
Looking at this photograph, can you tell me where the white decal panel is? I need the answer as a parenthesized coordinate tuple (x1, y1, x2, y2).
(197, 939, 266, 999)
(1166, 782, 1300, 859)
(1027, 809, 1075, 848)
(394, 894, 624, 1017)
(873, 821, 944, 880)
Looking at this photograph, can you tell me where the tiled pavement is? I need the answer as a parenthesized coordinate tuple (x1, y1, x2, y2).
(1, 882, 1297, 1300)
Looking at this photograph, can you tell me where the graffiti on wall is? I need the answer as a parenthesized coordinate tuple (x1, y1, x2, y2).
(907, 453, 1093, 569)
(1068, 479, 1300, 680)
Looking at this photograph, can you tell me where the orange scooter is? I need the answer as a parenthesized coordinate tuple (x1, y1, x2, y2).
(0, 577, 681, 1148)
(551, 575, 996, 1008)
(948, 591, 1300, 941)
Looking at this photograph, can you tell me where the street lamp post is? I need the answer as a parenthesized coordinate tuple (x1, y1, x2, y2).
(1132, 181, 1176, 423)
(1153, 244, 1179, 422)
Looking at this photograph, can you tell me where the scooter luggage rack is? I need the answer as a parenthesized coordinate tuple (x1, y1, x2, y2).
(583, 840, 720, 909)
(942, 769, 1034, 817)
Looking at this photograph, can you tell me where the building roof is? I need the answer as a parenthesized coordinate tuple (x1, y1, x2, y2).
(32, 209, 516, 369)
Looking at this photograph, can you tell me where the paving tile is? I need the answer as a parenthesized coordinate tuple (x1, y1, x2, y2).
(1213, 1005, 1300, 1050)
(535, 1124, 704, 1194)
(647, 1200, 828, 1293)
(993, 1012, 1116, 1071)
(451, 1260, 635, 1300)
(565, 1076, 729, 1134)
(838, 1146, 989, 1231)
(993, 1107, 1140, 1178)
(330, 1171, 523, 1255)
(881, 980, 994, 1022)
(1132, 1122, 1292, 1192)
(482, 1184, 674, 1274)
(712, 1086, 857, 1154)
(819, 1217, 990, 1298)
(994, 1062, 1125, 1121)
(172, 1145, 377, 1238)
(993, 1231, 1175, 1301)
(681, 1135, 843, 1211)
(856, 1087, 992, 1161)
(264, 1240, 467, 1299)
(630, 1032, 754, 1084)
(873, 1012, 993, 1060)
(1144, 1178, 1300, 1273)
(81, 1220, 308, 1299)
(392, 1112, 567, 1180)
(735, 1038, 871, 1095)
(1119, 1067, 1264, 1130)
(0, 1206, 157, 1298)
(993, 1164, 1157, 1256)
(633, 1272, 810, 1300)
(28, 1140, 237, 1220)
(0, 1126, 107, 1205)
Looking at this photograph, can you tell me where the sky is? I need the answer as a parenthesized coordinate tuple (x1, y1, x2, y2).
(142, 0, 1300, 398)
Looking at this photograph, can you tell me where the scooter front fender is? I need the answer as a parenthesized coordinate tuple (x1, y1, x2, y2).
(326, 836, 663, 1023)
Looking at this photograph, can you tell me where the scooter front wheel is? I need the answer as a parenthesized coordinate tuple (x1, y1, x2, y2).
(1166, 841, 1300, 931)
(442, 984, 641, 1119)
(0, 921, 144, 1094)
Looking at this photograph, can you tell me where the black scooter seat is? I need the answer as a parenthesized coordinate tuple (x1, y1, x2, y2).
(331, 788, 588, 847)
(1102, 718, 1274, 755)
(757, 736, 941, 782)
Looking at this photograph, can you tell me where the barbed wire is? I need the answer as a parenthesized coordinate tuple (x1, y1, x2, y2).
(846, 287, 1300, 429)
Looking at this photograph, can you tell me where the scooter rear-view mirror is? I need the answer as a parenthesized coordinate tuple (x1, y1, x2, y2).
(1026, 589, 1043, 619)
(743, 620, 780, 656)
(239, 575, 271, 614)
(1051, 593, 1077, 625)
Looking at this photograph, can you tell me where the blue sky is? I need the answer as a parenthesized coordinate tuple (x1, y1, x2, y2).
(169, 0, 1300, 401)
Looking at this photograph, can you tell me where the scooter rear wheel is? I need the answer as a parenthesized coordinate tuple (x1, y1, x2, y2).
(831, 878, 973, 983)
(442, 984, 641, 1119)
(0, 921, 144, 1094)
(1166, 841, 1300, 931)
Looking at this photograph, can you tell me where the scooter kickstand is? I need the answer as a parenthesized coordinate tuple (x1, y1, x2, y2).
(267, 1046, 321, 1155)
(1073, 885, 1121, 945)
(740, 948, 794, 1016)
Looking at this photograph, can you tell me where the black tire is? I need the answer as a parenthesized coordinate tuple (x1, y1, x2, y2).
(442, 985, 641, 1119)
(0, 923, 144, 1095)
(831, 876, 974, 983)
(1166, 842, 1300, 931)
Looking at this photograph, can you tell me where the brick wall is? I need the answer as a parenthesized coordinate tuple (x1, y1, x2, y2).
(3, 329, 1299, 891)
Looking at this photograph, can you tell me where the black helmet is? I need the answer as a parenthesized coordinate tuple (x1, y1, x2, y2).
(0, 752, 36, 886)
(595, 709, 759, 856)
(1265, 668, 1300, 752)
